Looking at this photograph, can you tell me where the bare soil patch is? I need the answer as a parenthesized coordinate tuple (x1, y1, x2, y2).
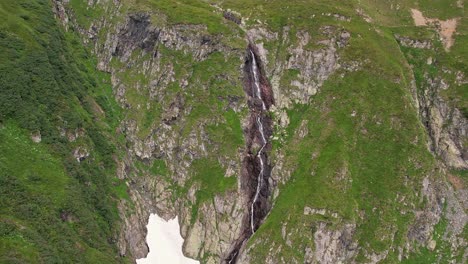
(410, 8, 459, 51)
(448, 174, 464, 190)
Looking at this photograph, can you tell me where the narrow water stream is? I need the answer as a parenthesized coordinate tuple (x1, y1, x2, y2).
(249, 48, 269, 235)
(225, 44, 274, 264)
(138, 45, 273, 264)
(250, 50, 266, 111)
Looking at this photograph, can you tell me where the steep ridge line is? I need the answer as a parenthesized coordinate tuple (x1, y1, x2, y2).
(224, 43, 274, 264)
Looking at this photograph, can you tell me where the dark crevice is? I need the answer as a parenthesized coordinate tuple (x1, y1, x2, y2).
(223, 43, 274, 264)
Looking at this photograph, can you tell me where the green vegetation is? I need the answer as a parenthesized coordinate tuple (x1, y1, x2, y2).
(191, 158, 237, 204)
(68, 0, 106, 29)
(0, 124, 120, 263)
(68, 0, 247, 234)
(206, 110, 245, 155)
(391, 21, 467, 118)
(1, 0, 466, 262)
(251, 68, 435, 261)
(189, 158, 237, 222)
(0, 0, 125, 262)
(150, 159, 169, 176)
(133, 0, 234, 34)
(218, 0, 466, 262)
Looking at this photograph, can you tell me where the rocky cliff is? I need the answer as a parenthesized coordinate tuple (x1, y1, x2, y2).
(52, 0, 467, 263)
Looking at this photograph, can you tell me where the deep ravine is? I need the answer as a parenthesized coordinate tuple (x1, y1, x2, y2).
(224, 44, 275, 264)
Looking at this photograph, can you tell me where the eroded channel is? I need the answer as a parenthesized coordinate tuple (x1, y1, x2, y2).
(224, 44, 274, 264)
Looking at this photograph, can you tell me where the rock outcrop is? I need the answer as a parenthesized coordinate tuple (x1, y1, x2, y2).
(54, 3, 248, 262)
(418, 74, 468, 169)
(51, 1, 467, 263)
(310, 223, 357, 264)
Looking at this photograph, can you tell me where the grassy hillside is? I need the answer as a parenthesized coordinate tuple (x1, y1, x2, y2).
(0, 0, 466, 263)
(67, 0, 466, 262)
(0, 0, 126, 262)
(218, 1, 465, 262)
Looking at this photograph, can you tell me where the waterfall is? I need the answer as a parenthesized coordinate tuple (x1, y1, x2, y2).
(250, 50, 266, 111)
(250, 116, 267, 234)
(224, 45, 274, 264)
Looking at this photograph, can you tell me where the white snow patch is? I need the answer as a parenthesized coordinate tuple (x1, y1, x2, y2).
(136, 214, 199, 264)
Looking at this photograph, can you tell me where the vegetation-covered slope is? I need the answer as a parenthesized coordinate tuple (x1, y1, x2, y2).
(0, 0, 126, 262)
(0, 0, 466, 263)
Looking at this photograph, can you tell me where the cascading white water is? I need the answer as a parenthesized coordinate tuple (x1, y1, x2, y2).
(249, 50, 268, 234)
(225, 46, 274, 264)
(250, 117, 267, 234)
(250, 50, 266, 111)
(227, 252, 237, 264)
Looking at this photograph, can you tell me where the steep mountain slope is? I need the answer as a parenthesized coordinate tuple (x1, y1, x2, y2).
(1, 0, 467, 263)
(0, 0, 126, 262)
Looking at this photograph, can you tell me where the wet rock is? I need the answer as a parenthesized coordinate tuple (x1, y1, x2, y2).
(222, 45, 276, 263)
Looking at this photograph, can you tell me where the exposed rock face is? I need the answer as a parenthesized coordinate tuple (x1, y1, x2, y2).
(101, 13, 223, 69)
(73, 147, 89, 162)
(52, 0, 69, 28)
(223, 11, 242, 25)
(117, 200, 149, 258)
(116, 161, 179, 259)
(52, 1, 467, 263)
(251, 26, 351, 109)
(57, 5, 247, 262)
(408, 177, 444, 246)
(111, 13, 160, 60)
(417, 74, 468, 169)
(311, 223, 357, 264)
(304, 207, 339, 218)
(284, 28, 349, 105)
(31, 131, 41, 143)
(408, 175, 468, 259)
(395, 34, 433, 49)
(61, 128, 85, 142)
